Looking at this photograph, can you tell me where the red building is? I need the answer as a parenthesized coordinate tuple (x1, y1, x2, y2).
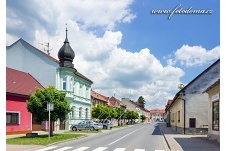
(6, 67, 44, 135)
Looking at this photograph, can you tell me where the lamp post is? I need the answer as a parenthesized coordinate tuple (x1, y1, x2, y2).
(178, 84, 185, 134)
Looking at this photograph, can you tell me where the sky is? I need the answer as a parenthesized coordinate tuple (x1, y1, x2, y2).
(5, 0, 221, 110)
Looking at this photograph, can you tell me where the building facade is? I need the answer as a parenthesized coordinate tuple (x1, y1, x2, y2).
(150, 109, 165, 122)
(166, 59, 220, 135)
(6, 67, 44, 134)
(204, 79, 220, 142)
(55, 28, 93, 130)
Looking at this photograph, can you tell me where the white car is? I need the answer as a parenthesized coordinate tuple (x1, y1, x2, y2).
(71, 120, 103, 131)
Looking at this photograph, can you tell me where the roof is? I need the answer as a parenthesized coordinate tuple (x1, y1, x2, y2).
(91, 90, 109, 103)
(109, 96, 127, 108)
(150, 109, 165, 114)
(7, 38, 93, 84)
(167, 59, 220, 110)
(6, 67, 44, 96)
(203, 79, 220, 93)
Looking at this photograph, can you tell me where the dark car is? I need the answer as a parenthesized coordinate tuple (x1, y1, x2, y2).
(71, 120, 103, 131)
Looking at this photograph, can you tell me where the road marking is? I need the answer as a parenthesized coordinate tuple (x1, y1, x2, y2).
(72, 147, 90, 151)
(113, 148, 126, 151)
(92, 147, 108, 151)
(35, 146, 58, 151)
(108, 127, 143, 145)
(134, 149, 145, 151)
(54, 147, 73, 151)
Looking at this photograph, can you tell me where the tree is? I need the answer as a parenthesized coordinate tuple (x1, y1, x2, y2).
(137, 96, 145, 108)
(91, 104, 106, 120)
(115, 107, 125, 126)
(91, 105, 117, 121)
(27, 85, 71, 136)
(140, 115, 146, 122)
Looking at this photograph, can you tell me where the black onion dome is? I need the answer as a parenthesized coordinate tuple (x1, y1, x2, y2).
(58, 27, 75, 67)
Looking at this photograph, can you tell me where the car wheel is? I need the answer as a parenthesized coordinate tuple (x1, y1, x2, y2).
(72, 127, 77, 131)
(90, 127, 95, 131)
(103, 125, 107, 129)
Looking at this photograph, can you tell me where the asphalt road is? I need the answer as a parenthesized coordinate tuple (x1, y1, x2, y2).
(34, 122, 170, 151)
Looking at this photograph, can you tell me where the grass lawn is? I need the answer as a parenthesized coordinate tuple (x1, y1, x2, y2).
(6, 133, 86, 146)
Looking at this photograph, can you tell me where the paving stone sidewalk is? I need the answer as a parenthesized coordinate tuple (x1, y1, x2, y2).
(158, 122, 220, 151)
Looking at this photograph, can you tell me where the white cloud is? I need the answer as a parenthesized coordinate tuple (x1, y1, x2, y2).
(167, 45, 220, 67)
(6, 0, 189, 110)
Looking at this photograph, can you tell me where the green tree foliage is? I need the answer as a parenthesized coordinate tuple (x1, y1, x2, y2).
(91, 105, 117, 120)
(91, 104, 106, 119)
(140, 115, 146, 122)
(115, 107, 125, 126)
(137, 96, 145, 108)
(123, 110, 139, 120)
(27, 86, 72, 122)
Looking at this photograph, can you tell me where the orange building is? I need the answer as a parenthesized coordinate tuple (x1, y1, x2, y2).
(150, 109, 165, 122)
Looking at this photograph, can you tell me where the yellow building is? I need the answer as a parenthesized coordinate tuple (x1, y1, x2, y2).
(204, 79, 220, 142)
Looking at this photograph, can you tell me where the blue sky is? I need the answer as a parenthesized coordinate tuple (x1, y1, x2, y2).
(5, 0, 221, 110)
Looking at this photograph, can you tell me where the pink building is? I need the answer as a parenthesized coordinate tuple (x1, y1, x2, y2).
(6, 67, 44, 135)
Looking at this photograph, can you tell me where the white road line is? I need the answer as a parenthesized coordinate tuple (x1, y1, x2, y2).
(72, 147, 90, 151)
(113, 148, 126, 151)
(35, 146, 58, 151)
(92, 147, 108, 151)
(108, 127, 143, 145)
(134, 149, 145, 151)
(54, 147, 73, 151)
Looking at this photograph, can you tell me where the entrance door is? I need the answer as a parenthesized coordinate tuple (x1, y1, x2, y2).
(60, 118, 65, 130)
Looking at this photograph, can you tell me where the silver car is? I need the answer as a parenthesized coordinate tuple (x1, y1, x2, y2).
(71, 120, 103, 131)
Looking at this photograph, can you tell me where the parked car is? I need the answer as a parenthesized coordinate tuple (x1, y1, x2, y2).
(102, 119, 113, 129)
(71, 120, 103, 131)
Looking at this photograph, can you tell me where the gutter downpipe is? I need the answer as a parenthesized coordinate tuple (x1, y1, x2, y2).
(183, 91, 186, 135)
(183, 98, 185, 134)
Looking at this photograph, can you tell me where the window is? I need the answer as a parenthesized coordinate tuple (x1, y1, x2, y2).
(178, 110, 180, 122)
(212, 101, 219, 131)
(72, 106, 76, 118)
(85, 108, 88, 119)
(6, 112, 19, 124)
(189, 118, 196, 128)
(79, 107, 82, 119)
(62, 77, 67, 90)
(79, 84, 83, 96)
(86, 87, 89, 98)
(70, 77, 73, 91)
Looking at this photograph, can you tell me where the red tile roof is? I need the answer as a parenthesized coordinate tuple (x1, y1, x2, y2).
(91, 90, 109, 103)
(109, 96, 127, 108)
(150, 109, 165, 114)
(6, 67, 44, 96)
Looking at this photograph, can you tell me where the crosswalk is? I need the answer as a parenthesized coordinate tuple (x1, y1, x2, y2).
(35, 146, 165, 151)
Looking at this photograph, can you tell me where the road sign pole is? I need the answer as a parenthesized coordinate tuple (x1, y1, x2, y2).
(48, 103, 50, 141)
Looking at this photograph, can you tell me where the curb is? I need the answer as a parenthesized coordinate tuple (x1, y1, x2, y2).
(159, 125, 171, 151)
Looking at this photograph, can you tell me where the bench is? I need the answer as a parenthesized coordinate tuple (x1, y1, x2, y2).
(26, 133, 38, 137)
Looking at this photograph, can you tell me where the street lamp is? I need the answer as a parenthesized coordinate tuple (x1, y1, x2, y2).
(178, 84, 185, 134)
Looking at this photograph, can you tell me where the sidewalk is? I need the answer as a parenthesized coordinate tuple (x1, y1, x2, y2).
(158, 122, 220, 151)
